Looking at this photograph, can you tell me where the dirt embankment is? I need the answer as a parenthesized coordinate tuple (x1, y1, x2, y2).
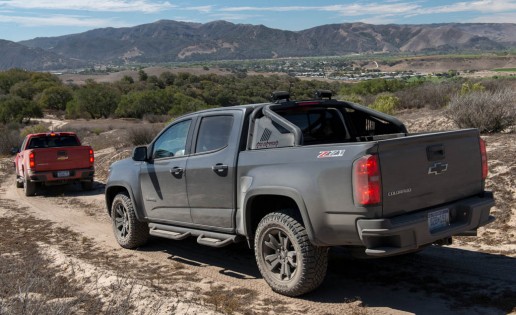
(1, 110, 515, 315)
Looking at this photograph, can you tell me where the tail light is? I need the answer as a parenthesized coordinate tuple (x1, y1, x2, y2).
(353, 154, 382, 206)
(479, 138, 488, 180)
(89, 149, 94, 165)
(29, 151, 35, 169)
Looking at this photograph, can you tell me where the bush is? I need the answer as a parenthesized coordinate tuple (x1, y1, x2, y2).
(0, 125, 20, 155)
(128, 126, 161, 146)
(369, 94, 400, 115)
(446, 89, 516, 133)
(396, 81, 462, 109)
(21, 124, 50, 137)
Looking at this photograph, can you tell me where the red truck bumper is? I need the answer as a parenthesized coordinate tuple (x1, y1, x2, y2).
(27, 167, 94, 185)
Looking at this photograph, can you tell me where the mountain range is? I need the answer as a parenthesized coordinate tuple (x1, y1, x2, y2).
(2, 20, 516, 70)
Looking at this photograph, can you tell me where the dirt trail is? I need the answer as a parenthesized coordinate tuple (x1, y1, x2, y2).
(1, 163, 515, 314)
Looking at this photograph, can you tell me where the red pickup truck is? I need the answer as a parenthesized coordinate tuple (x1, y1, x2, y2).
(14, 132, 95, 196)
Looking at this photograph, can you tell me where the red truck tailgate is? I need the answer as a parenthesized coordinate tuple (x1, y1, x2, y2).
(378, 129, 483, 217)
(33, 146, 92, 172)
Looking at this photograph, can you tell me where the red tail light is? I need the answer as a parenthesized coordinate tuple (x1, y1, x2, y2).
(479, 138, 488, 180)
(353, 154, 382, 206)
(29, 152, 35, 169)
(89, 149, 94, 165)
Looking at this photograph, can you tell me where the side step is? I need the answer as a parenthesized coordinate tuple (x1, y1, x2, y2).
(149, 223, 242, 248)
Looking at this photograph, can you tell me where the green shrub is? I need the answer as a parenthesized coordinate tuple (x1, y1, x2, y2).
(21, 124, 50, 137)
(446, 89, 516, 133)
(369, 94, 400, 115)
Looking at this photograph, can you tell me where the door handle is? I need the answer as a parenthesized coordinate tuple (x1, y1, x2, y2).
(212, 164, 228, 175)
(170, 167, 184, 178)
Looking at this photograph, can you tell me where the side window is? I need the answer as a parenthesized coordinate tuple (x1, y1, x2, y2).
(152, 120, 191, 159)
(195, 115, 234, 154)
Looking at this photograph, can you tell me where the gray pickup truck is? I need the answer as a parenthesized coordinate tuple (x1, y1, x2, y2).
(105, 91, 494, 296)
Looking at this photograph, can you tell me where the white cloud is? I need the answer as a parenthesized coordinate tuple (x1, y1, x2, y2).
(0, 14, 128, 27)
(211, 13, 261, 22)
(418, 0, 516, 14)
(182, 6, 214, 13)
(0, 0, 174, 13)
(219, 3, 422, 16)
(470, 12, 516, 23)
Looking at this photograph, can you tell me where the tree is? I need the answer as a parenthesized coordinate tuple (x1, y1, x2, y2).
(0, 95, 42, 123)
(73, 82, 120, 119)
(38, 86, 74, 111)
(116, 89, 172, 118)
(138, 70, 148, 82)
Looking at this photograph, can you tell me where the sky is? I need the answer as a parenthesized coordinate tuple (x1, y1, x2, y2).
(0, 0, 515, 42)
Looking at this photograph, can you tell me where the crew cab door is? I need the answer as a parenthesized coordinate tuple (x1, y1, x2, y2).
(140, 118, 194, 223)
(186, 111, 242, 231)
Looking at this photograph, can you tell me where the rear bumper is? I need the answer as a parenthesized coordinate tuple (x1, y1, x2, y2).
(28, 167, 94, 184)
(356, 192, 495, 257)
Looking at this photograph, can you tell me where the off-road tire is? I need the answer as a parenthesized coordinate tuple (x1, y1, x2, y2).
(111, 193, 149, 249)
(81, 180, 94, 191)
(23, 173, 36, 196)
(16, 176, 23, 188)
(255, 210, 328, 296)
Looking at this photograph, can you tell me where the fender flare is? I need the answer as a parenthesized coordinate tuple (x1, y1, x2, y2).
(105, 182, 146, 222)
(243, 186, 316, 242)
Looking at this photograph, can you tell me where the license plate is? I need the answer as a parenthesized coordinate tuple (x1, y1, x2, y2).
(57, 171, 70, 178)
(428, 209, 449, 232)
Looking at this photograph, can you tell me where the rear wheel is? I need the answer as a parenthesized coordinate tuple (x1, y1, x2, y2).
(16, 176, 23, 188)
(111, 193, 149, 249)
(254, 210, 328, 296)
(23, 173, 36, 196)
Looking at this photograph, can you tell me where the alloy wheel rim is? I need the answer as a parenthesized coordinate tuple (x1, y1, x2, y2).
(262, 229, 297, 281)
(114, 203, 129, 238)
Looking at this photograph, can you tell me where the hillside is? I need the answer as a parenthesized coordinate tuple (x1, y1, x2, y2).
(0, 40, 87, 71)
(6, 21, 516, 70)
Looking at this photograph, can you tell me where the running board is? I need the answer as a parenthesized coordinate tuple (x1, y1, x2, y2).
(149, 229, 191, 240)
(148, 223, 242, 248)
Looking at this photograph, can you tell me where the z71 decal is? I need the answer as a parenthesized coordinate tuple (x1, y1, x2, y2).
(317, 150, 345, 158)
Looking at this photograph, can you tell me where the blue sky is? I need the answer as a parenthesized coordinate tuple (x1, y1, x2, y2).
(1, 0, 515, 42)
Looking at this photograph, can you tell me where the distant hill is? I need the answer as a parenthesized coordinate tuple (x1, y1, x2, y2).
(0, 40, 87, 71)
(5, 21, 516, 70)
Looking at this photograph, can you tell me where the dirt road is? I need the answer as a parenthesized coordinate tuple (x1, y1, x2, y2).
(0, 158, 515, 314)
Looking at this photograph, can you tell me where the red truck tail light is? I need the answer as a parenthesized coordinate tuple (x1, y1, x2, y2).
(29, 152, 35, 169)
(89, 149, 94, 165)
(353, 154, 382, 206)
(479, 138, 488, 180)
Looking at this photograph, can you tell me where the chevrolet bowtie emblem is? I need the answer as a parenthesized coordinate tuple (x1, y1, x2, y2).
(428, 162, 448, 175)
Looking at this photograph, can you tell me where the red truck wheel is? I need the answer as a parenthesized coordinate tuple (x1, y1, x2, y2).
(23, 174, 36, 196)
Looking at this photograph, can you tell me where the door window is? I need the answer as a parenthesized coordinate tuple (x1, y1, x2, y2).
(152, 120, 191, 159)
(195, 115, 234, 153)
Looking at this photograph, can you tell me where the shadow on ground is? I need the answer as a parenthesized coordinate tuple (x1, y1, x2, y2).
(141, 238, 516, 315)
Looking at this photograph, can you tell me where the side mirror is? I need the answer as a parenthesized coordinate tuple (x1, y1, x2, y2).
(132, 146, 148, 161)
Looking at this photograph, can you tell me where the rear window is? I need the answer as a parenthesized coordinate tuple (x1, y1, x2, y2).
(277, 108, 349, 145)
(27, 135, 80, 148)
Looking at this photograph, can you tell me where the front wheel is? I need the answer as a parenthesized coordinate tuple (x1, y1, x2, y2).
(111, 193, 149, 249)
(254, 210, 328, 296)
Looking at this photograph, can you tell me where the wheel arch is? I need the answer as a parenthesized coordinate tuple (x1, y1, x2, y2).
(243, 187, 316, 243)
(105, 184, 144, 221)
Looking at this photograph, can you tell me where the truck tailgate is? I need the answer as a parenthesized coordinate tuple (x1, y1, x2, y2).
(378, 129, 483, 217)
(34, 146, 92, 171)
